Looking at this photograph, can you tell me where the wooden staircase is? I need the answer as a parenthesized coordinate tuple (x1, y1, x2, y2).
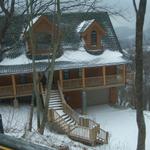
(42, 83, 109, 146)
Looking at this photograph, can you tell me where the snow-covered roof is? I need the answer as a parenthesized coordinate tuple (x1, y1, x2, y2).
(25, 15, 41, 32)
(0, 49, 128, 75)
(57, 48, 125, 64)
(76, 19, 95, 33)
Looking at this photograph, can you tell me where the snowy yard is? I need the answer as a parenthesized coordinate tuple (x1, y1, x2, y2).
(0, 104, 150, 150)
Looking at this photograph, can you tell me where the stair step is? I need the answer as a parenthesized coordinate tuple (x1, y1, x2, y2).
(56, 110, 66, 116)
(49, 101, 61, 104)
(49, 98, 61, 101)
(51, 107, 63, 110)
(49, 104, 62, 107)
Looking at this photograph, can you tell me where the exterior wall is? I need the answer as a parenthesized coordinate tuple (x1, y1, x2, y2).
(86, 89, 109, 106)
(64, 91, 82, 109)
(15, 73, 32, 84)
(82, 21, 105, 50)
(106, 66, 117, 75)
(0, 76, 12, 86)
(85, 67, 103, 77)
(64, 88, 118, 109)
(26, 17, 56, 55)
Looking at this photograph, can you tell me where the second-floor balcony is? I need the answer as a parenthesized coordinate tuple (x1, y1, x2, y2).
(0, 83, 33, 99)
(58, 65, 126, 91)
(62, 75, 124, 91)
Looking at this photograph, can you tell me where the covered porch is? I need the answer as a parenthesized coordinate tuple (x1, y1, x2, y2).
(58, 64, 126, 91)
(0, 74, 33, 99)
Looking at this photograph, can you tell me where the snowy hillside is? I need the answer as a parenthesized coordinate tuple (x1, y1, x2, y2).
(0, 104, 150, 150)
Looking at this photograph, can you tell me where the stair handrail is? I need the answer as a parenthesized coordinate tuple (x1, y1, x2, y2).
(57, 81, 80, 124)
(57, 81, 108, 143)
(48, 108, 72, 133)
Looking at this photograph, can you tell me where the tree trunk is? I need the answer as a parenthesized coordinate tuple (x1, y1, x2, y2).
(28, 91, 35, 131)
(38, 0, 61, 134)
(133, 0, 147, 150)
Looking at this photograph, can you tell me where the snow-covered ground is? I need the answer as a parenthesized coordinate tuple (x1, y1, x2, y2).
(0, 104, 150, 150)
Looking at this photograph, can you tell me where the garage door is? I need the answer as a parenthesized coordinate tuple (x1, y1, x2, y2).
(87, 89, 109, 106)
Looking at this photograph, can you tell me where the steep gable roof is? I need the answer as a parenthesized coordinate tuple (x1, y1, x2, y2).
(0, 12, 127, 75)
(76, 19, 95, 33)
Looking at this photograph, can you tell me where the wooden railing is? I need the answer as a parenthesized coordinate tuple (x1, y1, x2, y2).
(48, 108, 72, 133)
(0, 85, 14, 98)
(57, 81, 108, 145)
(16, 83, 33, 96)
(63, 78, 82, 89)
(58, 82, 80, 124)
(0, 83, 33, 98)
(62, 74, 124, 90)
(99, 128, 109, 144)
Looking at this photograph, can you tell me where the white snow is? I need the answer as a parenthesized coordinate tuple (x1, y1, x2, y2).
(0, 49, 127, 66)
(0, 54, 49, 66)
(25, 16, 41, 32)
(0, 104, 150, 150)
(76, 19, 95, 33)
(56, 49, 126, 64)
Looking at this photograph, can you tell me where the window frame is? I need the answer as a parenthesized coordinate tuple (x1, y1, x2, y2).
(91, 30, 97, 46)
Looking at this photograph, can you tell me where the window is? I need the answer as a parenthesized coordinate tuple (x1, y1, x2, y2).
(63, 70, 69, 80)
(91, 30, 97, 46)
(35, 32, 51, 50)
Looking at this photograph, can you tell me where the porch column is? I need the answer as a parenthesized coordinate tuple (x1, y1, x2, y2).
(102, 66, 106, 86)
(59, 70, 63, 88)
(82, 68, 85, 88)
(11, 75, 18, 107)
(123, 64, 126, 84)
(82, 90, 87, 115)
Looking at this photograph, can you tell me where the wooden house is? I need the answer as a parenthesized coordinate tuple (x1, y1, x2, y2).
(0, 12, 130, 145)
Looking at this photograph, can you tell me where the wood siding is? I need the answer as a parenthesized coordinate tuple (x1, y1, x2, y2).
(82, 21, 105, 50)
(26, 16, 57, 55)
(0, 76, 12, 86)
(64, 91, 82, 109)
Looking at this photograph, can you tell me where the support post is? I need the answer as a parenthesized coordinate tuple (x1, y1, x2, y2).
(59, 70, 63, 88)
(123, 64, 126, 84)
(82, 68, 85, 88)
(11, 75, 18, 107)
(82, 90, 87, 115)
(103, 66, 106, 86)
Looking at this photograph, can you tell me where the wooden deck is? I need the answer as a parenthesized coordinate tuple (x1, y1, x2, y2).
(0, 83, 33, 99)
(62, 74, 125, 91)
(47, 82, 109, 146)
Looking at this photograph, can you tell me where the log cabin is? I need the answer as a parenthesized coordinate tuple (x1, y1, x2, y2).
(0, 12, 130, 145)
(0, 12, 128, 110)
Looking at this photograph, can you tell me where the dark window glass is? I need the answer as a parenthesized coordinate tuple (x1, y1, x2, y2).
(35, 32, 51, 50)
(91, 31, 97, 46)
(63, 70, 69, 80)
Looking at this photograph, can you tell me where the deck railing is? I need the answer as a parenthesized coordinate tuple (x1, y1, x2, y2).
(0, 85, 14, 98)
(57, 81, 108, 145)
(62, 74, 124, 90)
(0, 83, 33, 98)
(16, 83, 33, 96)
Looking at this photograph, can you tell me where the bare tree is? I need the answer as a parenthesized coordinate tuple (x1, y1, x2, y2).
(38, 0, 61, 134)
(133, 0, 147, 150)
(0, 0, 15, 52)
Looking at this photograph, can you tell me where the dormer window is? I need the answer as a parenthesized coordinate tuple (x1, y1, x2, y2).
(77, 19, 106, 52)
(35, 32, 51, 50)
(91, 30, 97, 46)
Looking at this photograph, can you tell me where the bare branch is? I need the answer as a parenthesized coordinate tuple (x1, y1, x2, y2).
(0, 0, 9, 15)
(133, 0, 138, 14)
